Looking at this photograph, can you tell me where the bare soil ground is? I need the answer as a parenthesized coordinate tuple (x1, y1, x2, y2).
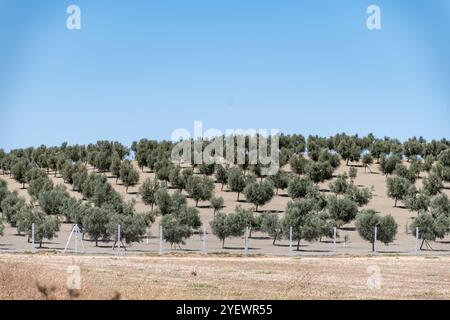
(1, 253, 450, 300)
(1, 159, 449, 256)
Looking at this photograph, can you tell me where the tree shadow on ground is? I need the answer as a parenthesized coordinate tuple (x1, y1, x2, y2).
(13, 233, 26, 237)
(348, 164, 365, 168)
(298, 248, 333, 253)
(249, 236, 271, 240)
(278, 194, 290, 198)
(320, 240, 342, 244)
(420, 248, 450, 252)
(339, 227, 356, 231)
(376, 250, 404, 254)
(223, 247, 261, 251)
(259, 209, 284, 214)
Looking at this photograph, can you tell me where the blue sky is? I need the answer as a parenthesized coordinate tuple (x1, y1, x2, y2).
(0, 0, 449, 151)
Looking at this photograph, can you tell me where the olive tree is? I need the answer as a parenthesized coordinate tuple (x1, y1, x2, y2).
(329, 174, 349, 196)
(345, 184, 372, 206)
(215, 164, 228, 190)
(154, 188, 173, 215)
(227, 167, 247, 201)
(38, 185, 70, 215)
(82, 207, 111, 246)
(18, 209, 61, 248)
(108, 213, 149, 248)
(11, 158, 30, 189)
(386, 176, 412, 207)
(186, 175, 215, 207)
(356, 209, 397, 252)
(362, 153, 374, 173)
(337, 138, 361, 166)
(306, 161, 333, 184)
(1, 192, 27, 226)
(28, 176, 54, 203)
(210, 196, 224, 216)
(169, 166, 185, 191)
(404, 187, 430, 215)
(422, 173, 443, 196)
(161, 205, 202, 248)
(210, 211, 246, 248)
(138, 178, 160, 210)
(199, 163, 215, 176)
(348, 167, 357, 181)
(327, 195, 358, 226)
(287, 176, 314, 199)
(110, 156, 122, 184)
(379, 155, 401, 176)
(260, 212, 281, 245)
(161, 214, 192, 248)
(394, 163, 416, 183)
(290, 155, 309, 175)
(243, 180, 274, 212)
(268, 170, 289, 195)
(120, 160, 140, 193)
(410, 212, 450, 250)
(282, 198, 321, 251)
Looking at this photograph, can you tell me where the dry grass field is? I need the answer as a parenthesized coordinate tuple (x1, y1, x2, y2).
(1, 253, 450, 300)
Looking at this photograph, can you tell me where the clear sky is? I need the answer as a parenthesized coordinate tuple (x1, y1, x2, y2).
(0, 0, 449, 151)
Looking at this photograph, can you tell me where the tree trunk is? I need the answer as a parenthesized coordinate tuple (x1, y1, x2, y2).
(196, 199, 199, 207)
(297, 238, 301, 251)
(237, 192, 240, 201)
(39, 240, 43, 248)
(372, 240, 375, 253)
(255, 204, 259, 212)
(221, 184, 224, 191)
(272, 234, 277, 246)
(126, 186, 129, 194)
(346, 159, 349, 166)
(222, 238, 225, 248)
(95, 239, 98, 247)
(394, 198, 397, 207)
(116, 177, 119, 184)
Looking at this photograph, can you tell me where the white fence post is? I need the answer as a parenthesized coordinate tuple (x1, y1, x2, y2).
(31, 223, 36, 254)
(202, 227, 206, 254)
(415, 227, 419, 255)
(289, 226, 293, 257)
(333, 227, 337, 253)
(244, 227, 249, 255)
(117, 224, 121, 255)
(159, 225, 163, 255)
(373, 226, 378, 253)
